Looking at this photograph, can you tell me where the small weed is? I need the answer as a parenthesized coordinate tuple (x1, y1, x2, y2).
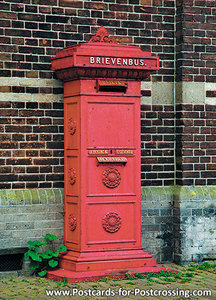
(135, 272, 145, 279)
(180, 278, 192, 283)
(126, 281, 136, 285)
(125, 273, 136, 280)
(98, 276, 110, 282)
(56, 278, 69, 287)
(186, 261, 216, 273)
(184, 272, 194, 278)
(162, 277, 177, 282)
(73, 283, 82, 289)
(21, 279, 30, 283)
(112, 277, 121, 281)
(91, 284, 98, 289)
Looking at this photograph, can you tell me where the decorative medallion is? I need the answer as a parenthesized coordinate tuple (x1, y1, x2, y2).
(102, 212, 121, 233)
(89, 26, 114, 44)
(68, 168, 77, 185)
(68, 118, 76, 135)
(68, 214, 77, 231)
(102, 167, 121, 188)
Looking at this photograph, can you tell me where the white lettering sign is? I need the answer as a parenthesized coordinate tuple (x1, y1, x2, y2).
(89, 56, 147, 67)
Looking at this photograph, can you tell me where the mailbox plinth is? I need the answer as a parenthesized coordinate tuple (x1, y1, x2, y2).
(47, 27, 167, 282)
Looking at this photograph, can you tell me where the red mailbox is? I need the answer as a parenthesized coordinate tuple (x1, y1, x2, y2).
(48, 27, 162, 282)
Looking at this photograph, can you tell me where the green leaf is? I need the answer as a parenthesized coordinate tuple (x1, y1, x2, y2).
(27, 240, 47, 248)
(28, 250, 42, 262)
(46, 250, 54, 255)
(24, 252, 29, 260)
(48, 259, 58, 268)
(52, 250, 60, 258)
(58, 245, 67, 253)
(29, 261, 40, 270)
(39, 251, 53, 260)
(44, 234, 58, 241)
(38, 270, 47, 277)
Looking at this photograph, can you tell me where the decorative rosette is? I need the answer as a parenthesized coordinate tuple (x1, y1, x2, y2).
(102, 167, 121, 188)
(68, 168, 77, 185)
(68, 214, 77, 231)
(102, 212, 121, 233)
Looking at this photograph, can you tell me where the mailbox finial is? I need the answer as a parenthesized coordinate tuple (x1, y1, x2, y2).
(89, 26, 115, 44)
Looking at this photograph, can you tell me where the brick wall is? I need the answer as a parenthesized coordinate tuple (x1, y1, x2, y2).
(141, 104, 175, 186)
(0, 0, 216, 264)
(0, 188, 64, 249)
(176, 0, 216, 83)
(0, 0, 176, 188)
(1, 0, 216, 188)
(0, 0, 175, 82)
(0, 101, 64, 189)
(176, 104, 216, 185)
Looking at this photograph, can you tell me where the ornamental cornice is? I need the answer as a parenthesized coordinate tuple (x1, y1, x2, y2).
(55, 67, 151, 81)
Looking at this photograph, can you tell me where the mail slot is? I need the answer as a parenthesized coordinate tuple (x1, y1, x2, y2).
(96, 157, 128, 165)
(49, 26, 160, 280)
(96, 79, 128, 92)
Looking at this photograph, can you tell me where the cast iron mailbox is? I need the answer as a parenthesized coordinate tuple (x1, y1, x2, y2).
(49, 27, 160, 281)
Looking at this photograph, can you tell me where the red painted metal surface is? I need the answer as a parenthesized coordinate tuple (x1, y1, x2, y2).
(48, 26, 162, 282)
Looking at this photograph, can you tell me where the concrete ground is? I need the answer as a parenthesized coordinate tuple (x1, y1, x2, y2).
(0, 262, 215, 300)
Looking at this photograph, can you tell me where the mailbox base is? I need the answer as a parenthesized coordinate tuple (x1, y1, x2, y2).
(47, 249, 175, 282)
(59, 250, 156, 272)
(47, 265, 172, 283)
(58, 249, 156, 272)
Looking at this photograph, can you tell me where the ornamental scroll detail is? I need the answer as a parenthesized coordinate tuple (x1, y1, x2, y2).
(68, 168, 77, 185)
(102, 212, 121, 233)
(68, 118, 76, 135)
(68, 214, 77, 231)
(102, 167, 121, 189)
(89, 25, 114, 44)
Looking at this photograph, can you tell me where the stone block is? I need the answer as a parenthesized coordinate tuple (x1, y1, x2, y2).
(176, 82, 205, 104)
(30, 189, 40, 204)
(152, 82, 174, 105)
(160, 208, 172, 216)
(0, 191, 8, 206)
(23, 190, 32, 205)
(192, 209, 203, 216)
(46, 189, 56, 204)
(141, 216, 155, 225)
(148, 208, 159, 216)
(38, 189, 48, 204)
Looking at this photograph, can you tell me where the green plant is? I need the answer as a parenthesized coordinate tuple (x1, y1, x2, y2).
(24, 233, 67, 277)
(56, 277, 69, 287)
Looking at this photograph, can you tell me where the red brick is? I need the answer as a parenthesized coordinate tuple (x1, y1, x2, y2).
(12, 183, 25, 189)
(201, 142, 216, 149)
(27, 167, 39, 173)
(20, 142, 45, 149)
(7, 158, 32, 165)
(5, 126, 32, 133)
(60, 0, 83, 8)
(34, 158, 59, 165)
(0, 11, 17, 19)
(13, 150, 25, 157)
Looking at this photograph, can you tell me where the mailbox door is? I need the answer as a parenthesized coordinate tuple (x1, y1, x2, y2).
(81, 81, 142, 252)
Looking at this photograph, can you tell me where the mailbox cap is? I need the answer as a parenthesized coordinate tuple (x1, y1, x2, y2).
(51, 26, 159, 81)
